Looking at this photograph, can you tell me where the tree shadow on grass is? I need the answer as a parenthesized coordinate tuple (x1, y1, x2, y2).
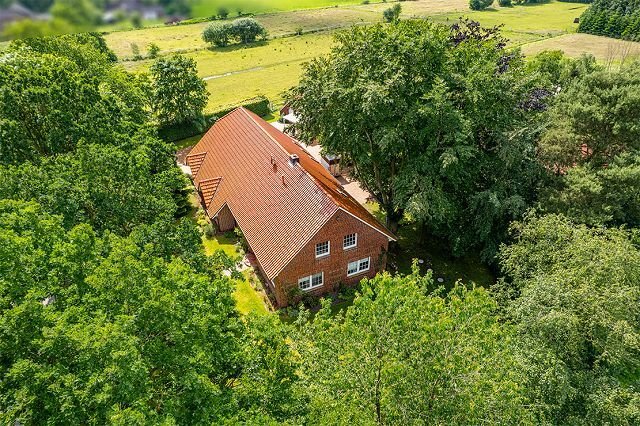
(205, 39, 269, 52)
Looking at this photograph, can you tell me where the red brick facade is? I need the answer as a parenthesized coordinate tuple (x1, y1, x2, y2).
(272, 209, 390, 306)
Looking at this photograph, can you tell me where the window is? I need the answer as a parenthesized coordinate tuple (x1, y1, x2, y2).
(343, 233, 357, 250)
(315, 241, 330, 258)
(347, 257, 370, 276)
(299, 272, 324, 291)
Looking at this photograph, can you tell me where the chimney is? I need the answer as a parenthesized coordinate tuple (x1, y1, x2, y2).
(288, 154, 299, 166)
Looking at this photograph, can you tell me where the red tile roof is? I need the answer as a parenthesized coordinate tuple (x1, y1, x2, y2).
(187, 107, 395, 279)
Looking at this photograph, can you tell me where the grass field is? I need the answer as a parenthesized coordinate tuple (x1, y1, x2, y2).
(106, 0, 640, 113)
(192, 0, 369, 19)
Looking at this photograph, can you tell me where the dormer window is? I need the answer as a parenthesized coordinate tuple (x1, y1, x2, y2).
(343, 233, 357, 250)
(315, 241, 330, 258)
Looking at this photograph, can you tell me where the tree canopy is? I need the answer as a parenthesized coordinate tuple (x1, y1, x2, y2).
(499, 214, 640, 424)
(290, 20, 545, 260)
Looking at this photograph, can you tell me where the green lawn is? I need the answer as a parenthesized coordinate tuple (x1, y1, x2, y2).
(202, 233, 270, 315)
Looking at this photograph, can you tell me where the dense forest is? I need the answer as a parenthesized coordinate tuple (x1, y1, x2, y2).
(1, 19, 639, 424)
(579, 0, 640, 40)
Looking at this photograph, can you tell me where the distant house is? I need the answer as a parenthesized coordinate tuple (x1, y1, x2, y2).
(0, 3, 46, 30)
(103, 0, 164, 23)
(186, 107, 395, 307)
(279, 102, 298, 125)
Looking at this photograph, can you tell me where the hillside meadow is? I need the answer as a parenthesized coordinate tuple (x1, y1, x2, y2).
(106, 0, 640, 112)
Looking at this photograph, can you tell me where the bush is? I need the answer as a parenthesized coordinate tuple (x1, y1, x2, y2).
(204, 222, 215, 238)
(203, 21, 233, 47)
(130, 42, 142, 60)
(498, 0, 512, 5)
(469, 0, 494, 9)
(231, 17, 268, 44)
(217, 6, 229, 19)
(147, 42, 160, 58)
(383, 4, 402, 22)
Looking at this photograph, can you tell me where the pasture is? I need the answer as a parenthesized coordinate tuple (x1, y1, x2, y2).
(106, 0, 640, 113)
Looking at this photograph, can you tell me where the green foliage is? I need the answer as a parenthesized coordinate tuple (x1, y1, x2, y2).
(470, 0, 494, 10)
(147, 42, 160, 58)
(499, 214, 640, 424)
(539, 60, 640, 227)
(203, 21, 234, 47)
(202, 17, 267, 47)
(294, 268, 533, 424)
(150, 54, 209, 128)
(50, 0, 101, 28)
(498, 0, 512, 5)
(0, 200, 243, 424)
(382, 3, 401, 22)
(290, 20, 545, 260)
(0, 36, 146, 164)
(579, 0, 640, 40)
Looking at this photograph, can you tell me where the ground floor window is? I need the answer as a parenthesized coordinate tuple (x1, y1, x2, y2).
(347, 257, 370, 277)
(299, 272, 324, 291)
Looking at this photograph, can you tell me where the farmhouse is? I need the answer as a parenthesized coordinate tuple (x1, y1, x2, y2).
(186, 107, 395, 307)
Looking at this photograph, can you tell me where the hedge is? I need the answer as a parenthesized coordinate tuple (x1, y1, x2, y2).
(158, 96, 272, 143)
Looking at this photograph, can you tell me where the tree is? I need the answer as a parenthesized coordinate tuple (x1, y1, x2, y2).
(150, 55, 208, 128)
(539, 60, 640, 169)
(538, 60, 640, 227)
(382, 3, 401, 22)
(147, 42, 160, 58)
(230, 17, 267, 44)
(470, 0, 494, 10)
(499, 214, 640, 424)
(0, 37, 147, 164)
(50, 0, 101, 28)
(290, 20, 544, 260)
(203, 21, 233, 47)
(294, 267, 533, 424)
(0, 200, 306, 424)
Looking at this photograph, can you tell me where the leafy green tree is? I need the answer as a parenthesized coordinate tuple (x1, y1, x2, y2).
(230, 17, 267, 44)
(0, 140, 187, 234)
(470, 0, 494, 10)
(0, 37, 146, 164)
(539, 60, 640, 227)
(499, 214, 640, 424)
(382, 3, 401, 22)
(147, 42, 160, 58)
(150, 54, 208, 128)
(294, 267, 533, 424)
(290, 20, 544, 260)
(0, 200, 303, 424)
(50, 0, 101, 28)
(203, 21, 233, 47)
(539, 60, 640, 169)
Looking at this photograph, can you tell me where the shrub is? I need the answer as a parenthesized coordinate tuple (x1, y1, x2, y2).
(217, 6, 229, 19)
(469, 0, 494, 9)
(498, 0, 512, 5)
(204, 222, 215, 238)
(383, 3, 402, 22)
(203, 21, 233, 47)
(130, 42, 142, 60)
(147, 42, 160, 58)
(230, 17, 268, 44)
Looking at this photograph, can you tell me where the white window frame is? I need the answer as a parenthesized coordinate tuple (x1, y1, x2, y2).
(347, 257, 370, 277)
(298, 272, 324, 291)
(343, 233, 358, 250)
(315, 241, 330, 258)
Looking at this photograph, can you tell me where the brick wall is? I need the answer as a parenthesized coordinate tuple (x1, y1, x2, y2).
(273, 209, 390, 306)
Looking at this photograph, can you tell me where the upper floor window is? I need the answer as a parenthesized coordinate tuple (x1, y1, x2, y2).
(347, 257, 370, 277)
(315, 241, 330, 258)
(343, 233, 357, 250)
(299, 272, 324, 291)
